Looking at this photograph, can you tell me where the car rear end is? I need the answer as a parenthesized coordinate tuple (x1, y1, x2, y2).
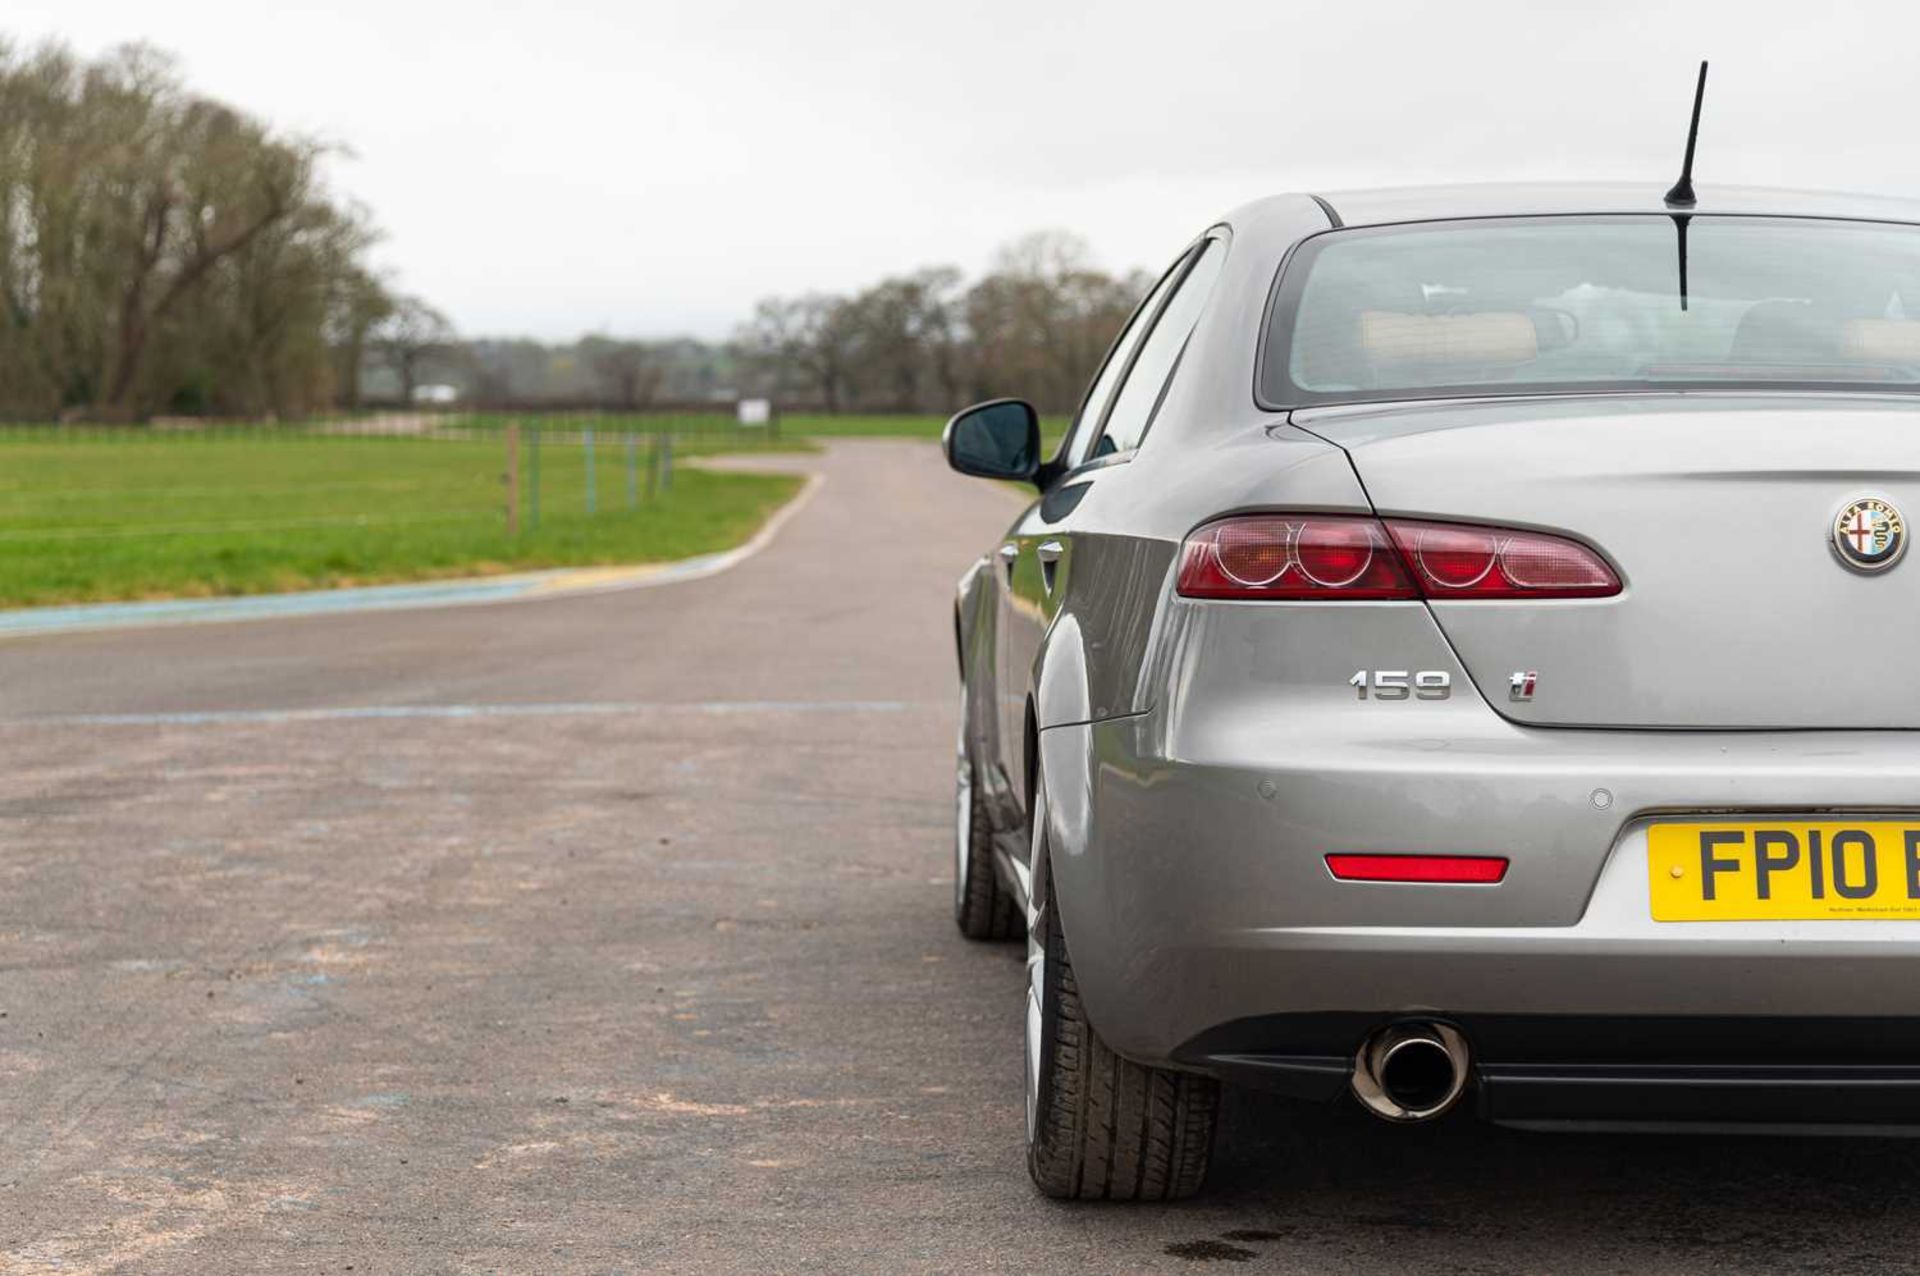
(1054, 207, 1920, 1131)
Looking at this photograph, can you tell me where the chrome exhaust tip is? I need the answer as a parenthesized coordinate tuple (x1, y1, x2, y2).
(1351, 1022, 1471, 1123)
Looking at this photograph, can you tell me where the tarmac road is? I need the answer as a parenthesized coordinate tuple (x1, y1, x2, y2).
(3, 439, 1919, 1274)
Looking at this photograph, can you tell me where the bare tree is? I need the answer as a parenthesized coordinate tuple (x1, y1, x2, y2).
(0, 39, 427, 420)
(327, 266, 395, 411)
(580, 336, 664, 409)
(907, 267, 967, 408)
(374, 296, 455, 404)
(95, 51, 316, 416)
(737, 294, 863, 412)
(736, 232, 1142, 415)
(964, 232, 1139, 410)
(843, 268, 962, 411)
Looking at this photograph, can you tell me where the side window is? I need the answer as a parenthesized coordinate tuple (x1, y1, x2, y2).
(1061, 250, 1195, 471)
(1090, 237, 1226, 458)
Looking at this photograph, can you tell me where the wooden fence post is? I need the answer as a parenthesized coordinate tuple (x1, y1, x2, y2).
(529, 420, 541, 529)
(505, 422, 522, 536)
(584, 426, 597, 514)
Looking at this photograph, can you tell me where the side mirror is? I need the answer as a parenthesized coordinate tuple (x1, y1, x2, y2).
(942, 399, 1040, 483)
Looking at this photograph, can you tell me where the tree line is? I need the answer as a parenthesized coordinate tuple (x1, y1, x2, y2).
(387, 233, 1151, 416)
(0, 38, 1148, 421)
(734, 231, 1150, 415)
(0, 40, 442, 421)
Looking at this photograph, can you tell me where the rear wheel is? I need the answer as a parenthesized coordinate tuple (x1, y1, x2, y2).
(1025, 798, 1217, 1199)
(954, 693, 1018, 940)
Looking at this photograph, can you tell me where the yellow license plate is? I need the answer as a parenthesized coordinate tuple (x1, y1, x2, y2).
(1649, 821, 1920, 921)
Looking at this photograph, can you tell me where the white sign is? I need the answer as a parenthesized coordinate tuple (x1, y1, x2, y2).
(736, 398, 773, 427)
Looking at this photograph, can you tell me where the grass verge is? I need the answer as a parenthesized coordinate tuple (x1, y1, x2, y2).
(0, 433, 802, 608)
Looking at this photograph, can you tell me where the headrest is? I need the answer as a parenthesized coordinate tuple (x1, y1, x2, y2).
(1841, 320, 1920, 364)
(1359, 311, 1538, 370)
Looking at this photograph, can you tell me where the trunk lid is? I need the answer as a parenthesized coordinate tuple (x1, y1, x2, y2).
(1298, 395, 1920, 729)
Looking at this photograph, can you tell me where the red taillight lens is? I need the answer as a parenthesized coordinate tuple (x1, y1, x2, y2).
(1176, 516, 1417, 599)
(1177, 516, 1619, 600)
(1295, 519, 1380, 587)
(1386, 520, 1618, 598)
(1325, 854, 1509, 884)
(1402, 523, 1497, 589)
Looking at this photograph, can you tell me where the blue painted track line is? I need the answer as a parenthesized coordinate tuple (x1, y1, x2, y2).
(0, 571, 581, 638)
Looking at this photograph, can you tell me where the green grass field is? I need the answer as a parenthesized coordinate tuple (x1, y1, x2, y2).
(0, 431, 801, 608)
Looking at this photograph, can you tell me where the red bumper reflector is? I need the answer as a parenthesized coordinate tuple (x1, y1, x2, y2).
(1325, 854, 1509, 884)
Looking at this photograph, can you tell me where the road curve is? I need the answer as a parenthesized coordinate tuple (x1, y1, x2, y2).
(0, 439, 1913, 1273)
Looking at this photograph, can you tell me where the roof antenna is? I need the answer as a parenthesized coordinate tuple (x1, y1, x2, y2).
(1664, 61, 1709, 208)
(1665, 61, 1708, 312)
(1671, 214, 1691, 312)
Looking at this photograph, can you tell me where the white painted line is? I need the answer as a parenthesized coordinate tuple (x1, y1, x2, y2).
(0, 696, 936, 728)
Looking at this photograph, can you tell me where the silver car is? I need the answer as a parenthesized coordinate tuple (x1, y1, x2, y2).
(946, 182, 1920, 1200)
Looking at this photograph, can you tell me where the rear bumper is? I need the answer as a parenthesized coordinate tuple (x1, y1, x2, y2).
(1038, 702, 1920, 1104)
(1176, 1013, 1920, 1132)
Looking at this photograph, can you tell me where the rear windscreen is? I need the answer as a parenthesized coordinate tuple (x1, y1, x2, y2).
(1263, 215, 1920, 406)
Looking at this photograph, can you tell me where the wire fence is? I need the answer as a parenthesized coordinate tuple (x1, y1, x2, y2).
(0, 408, 784, 448)
(0, 409, 793, 540)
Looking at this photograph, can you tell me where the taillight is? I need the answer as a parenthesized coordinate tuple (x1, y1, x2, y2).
(1177, 516, 1417, 599)
(1386, 520, 1618, 597)
(1325, 854, 1509, 884)
(1177, 515, 1618, 600)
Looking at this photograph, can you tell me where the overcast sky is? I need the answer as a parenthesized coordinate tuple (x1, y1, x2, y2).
(7, 0, 1911, 339)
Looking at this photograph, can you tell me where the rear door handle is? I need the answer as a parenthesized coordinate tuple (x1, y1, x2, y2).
(1037, 540, 1064, 595)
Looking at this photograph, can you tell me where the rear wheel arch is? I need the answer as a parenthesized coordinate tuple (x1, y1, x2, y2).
(1023, 702, 1053, 937)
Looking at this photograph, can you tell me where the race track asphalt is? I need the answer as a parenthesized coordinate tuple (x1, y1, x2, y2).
(2, 439, 1917, 1274)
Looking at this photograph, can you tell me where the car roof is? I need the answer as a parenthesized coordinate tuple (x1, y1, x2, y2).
(1226, 182, 1920, 235)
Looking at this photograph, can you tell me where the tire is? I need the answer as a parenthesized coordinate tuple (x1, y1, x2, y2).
(1026, 862, 1218, 1200)
(954, 696, 1019, 941)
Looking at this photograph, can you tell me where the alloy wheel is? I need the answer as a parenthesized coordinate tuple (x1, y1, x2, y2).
(1023, 781, 1048, 1143)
